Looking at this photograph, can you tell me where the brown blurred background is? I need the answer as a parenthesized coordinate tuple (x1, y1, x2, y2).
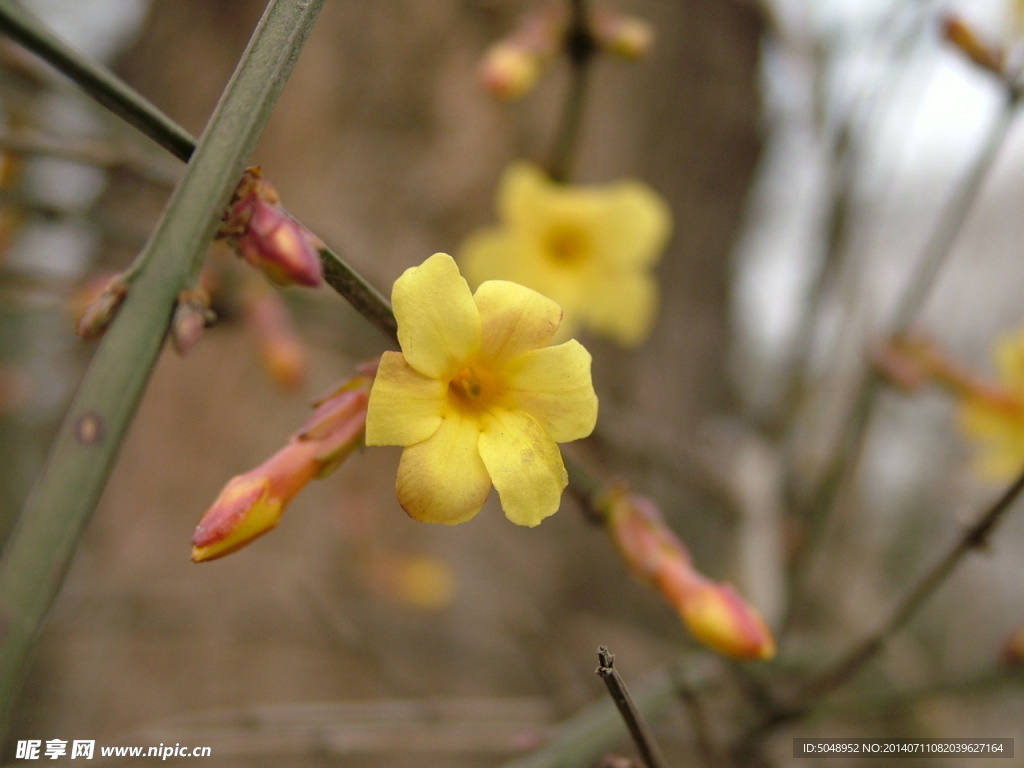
(3, 1, 766, 766)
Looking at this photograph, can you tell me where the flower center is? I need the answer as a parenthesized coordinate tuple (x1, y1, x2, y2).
(544, 225, 589, 266)
(448, 365, 500, 413)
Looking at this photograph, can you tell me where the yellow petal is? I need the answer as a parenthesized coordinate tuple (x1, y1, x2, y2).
(579, 270, 658, 347)
(498, 162, 553, 235)
(474, 279, 562, 363)
(505, 340, 598, 442)
(995, 332, 1024, 392)
(478, 409, 568, 527)
(593, 180, 672, 268)
(396, 410, 491, 524)
(460, 229, 521, 287)
(392, 252, 481, 379)
(366, 351, 446, 447)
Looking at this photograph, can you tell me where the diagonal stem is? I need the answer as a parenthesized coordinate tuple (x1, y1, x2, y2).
(595, 646, 669, 768)
(0, 0, 195, 162)
(0, 0, 396, 343)
(0, 0, 325, 731)
(546, 0, 596, 183)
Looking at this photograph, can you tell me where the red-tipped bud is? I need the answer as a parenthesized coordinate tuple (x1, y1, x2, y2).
(674, 574, 776, 661)
(74, 274, 128, 340)
(592, 10, 653, 59)
(479, 5, 565, 100)
(219, 167, 323, 287)
(171, 287, 215, 356)
(941, 14, 1006, 77)
(601, 485, 775, 660)
(480, 42, 542, 100)
(244, 288, 307, 391)
(191, 367, 374, 562)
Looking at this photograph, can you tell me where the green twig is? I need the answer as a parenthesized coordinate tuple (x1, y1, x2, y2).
(0, 0, 325, 730)
(546, 0, 595, 183)
(0, 0, 195, 162)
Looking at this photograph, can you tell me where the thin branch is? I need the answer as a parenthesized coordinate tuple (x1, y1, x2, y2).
(750, 461, 1024, 742)
(498, 658, 691, 768)
(674, 671, 723, 768)
(0, 0, 326, 732)
(546, 0, 596, 183)
(0, 0, 195, 162)
(0, 130, 178, 186)
(784, 91, 1020, 627)
(595, 646, 669, 768)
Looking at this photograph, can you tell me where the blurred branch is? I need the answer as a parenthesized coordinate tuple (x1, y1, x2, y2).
(0, 0, 396, 343)
(789, 459, 1024, 711)
(0, 0, 195, 162)
(745, 461, 1024, 744)
(547, 0, 596, 183)
(785, 92, 1021, 625)
(0, 0, 325, 732)
(595, 646, 668, 768)
(814, 668, 1024, 721)
(0, 130, 178, 186)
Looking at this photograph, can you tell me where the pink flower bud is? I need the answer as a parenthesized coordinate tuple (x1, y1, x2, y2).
(674, 574, 776, 661)
(602, 485, 775, 660)
(219, 167, 323, 287)
(191, 368, 374, 562)
(74, 274, 128, 340)
(480, 42, 542, 100)
(592, 11, 653, 59)
(171, 288, 215, 356)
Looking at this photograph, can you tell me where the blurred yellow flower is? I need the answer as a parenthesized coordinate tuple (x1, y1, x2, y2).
(366, 252, 598, 526)
(958, 330, 1024, 480)
(459, 163, 671, 347)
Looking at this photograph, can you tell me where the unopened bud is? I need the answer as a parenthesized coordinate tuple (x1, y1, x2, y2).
(192, 366, 374, 562)
(75, 275, 128, 340)
(479, 5, 565, 100)
(676, 575, 776, 661)
(592, 11, 653, 59)
(941, 14, 1006, 77)
(171, 288, 215, 356)
(480, 42, 542, 100)
(220, 167, 323, 287)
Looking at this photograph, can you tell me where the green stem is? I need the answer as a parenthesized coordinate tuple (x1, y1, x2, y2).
(0, 0, 325, 730)
(546, 0, 595, 183)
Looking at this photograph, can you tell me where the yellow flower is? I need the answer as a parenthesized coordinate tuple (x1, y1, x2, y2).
(459, 163, 671, 347)
(958, 330, 1024, 480)
(365, 252, 598, 526)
